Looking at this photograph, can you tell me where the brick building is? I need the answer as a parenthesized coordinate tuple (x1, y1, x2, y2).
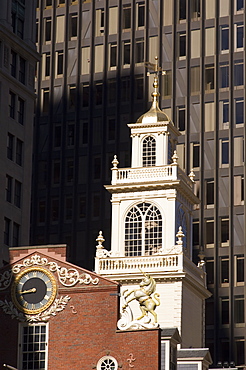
(0, 244, 211, 370)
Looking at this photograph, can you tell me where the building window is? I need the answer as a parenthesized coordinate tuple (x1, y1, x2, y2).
(221, 139, 229, 165)
(82, 83, 89, 107)
(79, 196, 86, 219)
(136, 38, 144, 63)
(14, 180, 22, 208)
(68, 85, 76, 109)
(69, 13, 78, 39)
(221, 218, 229, 245)
(121, 77, 130, 102)
(82, 121, 88, 144)
(135, 75, 144, 100)
(205, 219, 214, 246)
(177, 106, 186, 131)
(12, 222, 20, 247)
(236, 0, 244, 12)
(221, 257, 229, 284)
(93, 194, 100, 218)
(123, 40, 131, 66)
(56, 50, 63, 76)
(163, 70, 172, 97)
(97, 356, 118, 370)
(18, 97, 25, 125)
(192, 220, 199, 246)
(11, 1, 25, 39)
(44, 52, 50, 77)
(9, 91, 16, 119)
(108, 79, 116, 104)
(53, 161, 60, 184)
(6, 175, 12, 203)
(19, 57, 26, 84)
(11, 50, 17, 77)
(38, 200, 46, 223)
(235, 296, 244, 324)
(235, 338, 245, 365)
(125, 202, 162, 256)
(235, 255, 244, 284)
(206, 179, 214, 207)
(179, 0, 186, 20)
(94, 157, 101, 180)
(107, 118, 115, 141)
(95, 82, 103, 105)
(221, 25, 229, 52)
(192, 143, 200, 168)
(206, 258, 214, 285)
(191, 0, 201, 19)
(235, 98, 244, 126)
(191, 66, 200, 94)
(235, 23, 244, 50)
(137, 2, 145, 28)
(7, 133, 14, 160)
(234, 60, 244, 86)
(220, 62, 229, 88)
(109, 43, 117, 68)
(51, 198, 59, 222)
(45, 17, 52, 42)
(67, 123, 75, 147)
(221, 100, 229, 129)
(65, 197, 73, 221)
(179, 33, 186, 58)
(54, 126, 61, 148)
(221, 297, 229, 325)
(19, 324, 48, 370)
(142, 136, 156, 167)
(4, 217, 11, 246)
(42, 88, 50, 113)
(123, 5, 131, 29)
(66, 160, 74, 183)
(205, 64, 214, 92)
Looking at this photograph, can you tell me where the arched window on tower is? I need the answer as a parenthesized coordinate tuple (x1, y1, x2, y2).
(125, 202, 162, 256)
(142, 136, 156, 166)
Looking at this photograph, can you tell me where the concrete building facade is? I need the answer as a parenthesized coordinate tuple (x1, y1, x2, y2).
(32, 0, 246, 366)
(0, 0, 38, 265)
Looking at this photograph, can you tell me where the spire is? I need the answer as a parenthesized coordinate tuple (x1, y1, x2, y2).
(136, 56, 169, 124)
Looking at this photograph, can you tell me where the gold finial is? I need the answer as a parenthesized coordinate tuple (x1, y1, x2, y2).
(145, 56, 166, 106)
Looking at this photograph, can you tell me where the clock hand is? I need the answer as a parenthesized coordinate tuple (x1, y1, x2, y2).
(20, 288, 37, 294)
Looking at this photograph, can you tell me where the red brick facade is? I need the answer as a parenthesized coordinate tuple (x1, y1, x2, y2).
(0, 246, 161, 369)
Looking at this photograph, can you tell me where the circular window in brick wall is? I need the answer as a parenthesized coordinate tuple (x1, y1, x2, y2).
(97, 356, 118, 370)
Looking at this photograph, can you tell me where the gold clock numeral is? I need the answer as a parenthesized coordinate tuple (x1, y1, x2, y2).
(47, 288, 52, 292)
(23, 302, 28, 308)
(44, 295, 49, 301)
(32, 271, 37, 277)
(31, 304, 35, 310)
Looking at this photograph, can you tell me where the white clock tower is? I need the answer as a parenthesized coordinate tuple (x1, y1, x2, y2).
(95, 60, 210, 349)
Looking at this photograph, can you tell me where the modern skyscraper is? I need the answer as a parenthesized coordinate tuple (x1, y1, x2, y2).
(33, 0, 245, 366)
(0, 0, 38, 266)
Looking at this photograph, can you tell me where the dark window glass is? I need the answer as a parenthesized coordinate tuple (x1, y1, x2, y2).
(123, 6, 131, 29)
(108, 79, 116, 104)
(221, 297, 229, 324)
(206, 180, 214, 206)
(235, 296, 244, 323)
(93, 194, 100, 217)
(193, 144, 200, 168)
(65, 197, 73, 221)
(12, 222, 20, 247)
(221, 257, 229, 283)
(179, 33, 186, 57)
(19, 57, 26, 84)
(234, 61, 244, 86)
(236, 23, 244, 48)
(236, 255, 244, 282)
(110, 43, 117, 67)
(95, 82, 103, 105)
(205, 65, 214, 91)
(66, 160, 74, 182)
(223, 100, 229, 124)
(108, 118, 115, 141)
(206, 220, 214, 245)
(178, 107, 185, 131)
(53, 162, 60, 184)
(6, 175, 12, 203)
(38, 200, 46, 223)
(11, 50, 17, 77)
(14, 180, 21, 208)
(16, 138, 23, 165)
(45, 18, 51, 41)
(54, 126, 61, 147)
(179, 0, 186, 20)
(138, 3, 145, 27)
(4, 218, 11, 246)
(43, 88, 49, 113)
(70, 14, 77, 38)
(82, 84, 89, 107)
(205, 300, 214, 325)
(9, 91, 16, 119)
(192, 220, 199, 246)
(45, 53, 50, 77)
(136, 39, 144, 63)
(122, 77, 130, 102)
(123, 41, 131, 65)
(68, 85, 76, 109)
(206, 259, 214, 285)
(18, 97, 24, 125)
(220, 63, 229, 88)
(221, 25, 229, 51)
(221, 218, 229, 243)
(57, 51, 63, 75)
(236, 339, 245, 365)
(79, 196, 86, 219)
(67, 124, 75, 146)
(237, 0, 244, 11)
(7, 133, 14, 160)
(136, 76, 143, 100)
(82, 121, 88, 144)
(51, 199, 59, 222)
(94, 157, 101, 179)
(222, 139, 229, 164)
(235, 99, 244, 125)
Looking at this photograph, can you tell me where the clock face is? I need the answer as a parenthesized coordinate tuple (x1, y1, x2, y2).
(11, 267, 57, 314)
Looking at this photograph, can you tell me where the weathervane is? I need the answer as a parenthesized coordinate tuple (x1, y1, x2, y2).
(145, 56, 166, 103)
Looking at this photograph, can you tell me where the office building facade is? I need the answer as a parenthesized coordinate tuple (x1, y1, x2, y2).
(33, 0, 246, 365)
(0, 0, 38, 266)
